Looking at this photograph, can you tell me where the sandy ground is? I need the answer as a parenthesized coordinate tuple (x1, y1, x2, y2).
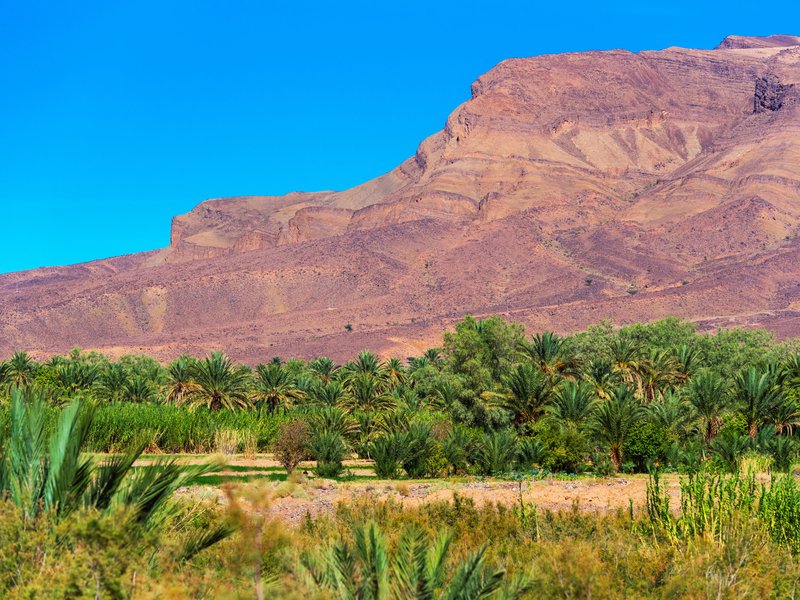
(160, 453, 684, 525)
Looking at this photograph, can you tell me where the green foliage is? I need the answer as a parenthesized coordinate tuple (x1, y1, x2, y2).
(622, 421, 669, 470)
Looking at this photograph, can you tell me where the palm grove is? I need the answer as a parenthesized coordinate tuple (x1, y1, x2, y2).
(3, 316, 800, 478)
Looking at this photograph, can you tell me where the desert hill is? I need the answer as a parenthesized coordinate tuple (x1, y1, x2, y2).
(3, 34, 800, 362)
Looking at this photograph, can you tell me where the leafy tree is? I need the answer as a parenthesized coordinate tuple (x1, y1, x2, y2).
(273, 419, 310, 474)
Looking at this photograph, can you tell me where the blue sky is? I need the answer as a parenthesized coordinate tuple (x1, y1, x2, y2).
(0, 0, 793, 272)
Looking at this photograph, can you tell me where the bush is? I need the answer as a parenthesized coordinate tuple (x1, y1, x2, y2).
(309, 427, 347, 478)
(473, 430, 519, 476)
(370, 432, 412, 479)
(623, 422, 669, 471)
(273, 420, 310, 474)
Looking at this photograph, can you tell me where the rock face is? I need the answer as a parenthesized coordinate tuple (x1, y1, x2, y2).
(754, 75, 796, 112)
(3, 35, 800, 362)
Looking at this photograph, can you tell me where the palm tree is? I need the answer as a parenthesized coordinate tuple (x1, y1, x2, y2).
(609, 339, 645, 388)
(341, 373, 394, 413)
(687, 370, 728, 445)
(770, 395, 800, 435)
(733, 367, 781, 438)
(309, 356, 339, 384)
(582, 359, 616, 400)
(54, 361, 99, 396)
(647, 391, 694, 440)
(310, 379, 347, 406)
(673, 344, 700, 385)
(486, 363, 551, 426)
(590, 385, 645, 470)
(164, 356, 200, 404)
(547, 380, 596, 430)
(254, 362, 305, 413)
(385, 357, 407, 388)
(518, 331, 576, 380)
(187, 351, 252, 411)
(639, 350, 679, 402)
(122, 375, 156, 403)
(302, 522, 520, 598)
(343, 350, 386, 384)
(96, 362, 128, 402)
(5, 351, 38, 387)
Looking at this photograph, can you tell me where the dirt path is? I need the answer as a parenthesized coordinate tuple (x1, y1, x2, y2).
(183, 474, 682, 525)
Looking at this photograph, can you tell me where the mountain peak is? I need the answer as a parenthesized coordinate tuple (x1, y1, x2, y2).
(716, 34, 800, 49)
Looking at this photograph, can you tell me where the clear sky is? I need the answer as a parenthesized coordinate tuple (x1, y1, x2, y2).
(0, 0, 793, 273)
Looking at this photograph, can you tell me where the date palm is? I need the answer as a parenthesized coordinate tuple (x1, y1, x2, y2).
(770, 394, 800, 435)
(547, 380, 596, 431)
(310, 379, 347, 406)
(590, 385, 645, 470)
(582, 359, 616, 400)
(54, 361, 99, 396)
(341, 373, 395, 414)
(485, 363, 551, 426)
(609, 339, 645, 388)
(733, 367, 781, 438)
(0, 388, 221, 525)
(688, 370, 728, 445)
(97, 362, 128, 402)
(518, 331, 576, 380)
(5, 351, 37, 387)
(164, 356, 200, 404)
(385, 357, 407, 388)
(187, 351, 252, 411)
(309, 356, 340, 384)
(344, 350, 386, 384)
(254, 362, 305, 413)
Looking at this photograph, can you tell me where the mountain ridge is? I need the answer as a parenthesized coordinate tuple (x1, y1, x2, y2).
(3, 35, 800, 362)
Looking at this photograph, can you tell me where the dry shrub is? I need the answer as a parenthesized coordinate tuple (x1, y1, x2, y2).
(214, 429, 241, 455)
(273, 419, 310, 475)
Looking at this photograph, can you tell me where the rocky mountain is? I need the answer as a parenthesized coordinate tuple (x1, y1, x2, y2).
(3, 35, 800, 362)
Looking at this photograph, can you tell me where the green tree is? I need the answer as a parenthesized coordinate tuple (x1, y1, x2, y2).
(590, 386, 645, 470)
(547, 380, 596, 431)
(254, 362, 305, 414)
(733, 367, 781, 438)
(186, 352, 252, 411)
(687, 370, 728, 445)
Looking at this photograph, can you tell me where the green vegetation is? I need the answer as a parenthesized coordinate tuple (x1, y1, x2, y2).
(2, 316, 800, 595)
(2, 316, 800, 475)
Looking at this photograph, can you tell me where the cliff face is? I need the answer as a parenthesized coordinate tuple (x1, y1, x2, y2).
(3, 35, 800, 362)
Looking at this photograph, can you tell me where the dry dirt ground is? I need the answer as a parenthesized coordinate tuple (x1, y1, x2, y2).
(154, 454, 684, 525)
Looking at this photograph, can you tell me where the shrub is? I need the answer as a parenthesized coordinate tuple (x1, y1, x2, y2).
(473, 430, 519, 476)
(623, 421, 669, 471)
(370, 432, 412, 479)
(273, 420, 310, 474)
(309, 427, 347, 478)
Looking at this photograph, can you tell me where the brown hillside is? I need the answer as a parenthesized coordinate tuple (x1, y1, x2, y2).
(3, 35, 800, 362)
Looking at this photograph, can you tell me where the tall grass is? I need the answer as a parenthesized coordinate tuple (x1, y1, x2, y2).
(646, 468, 800, 554)
(0, 403, 286, 453)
